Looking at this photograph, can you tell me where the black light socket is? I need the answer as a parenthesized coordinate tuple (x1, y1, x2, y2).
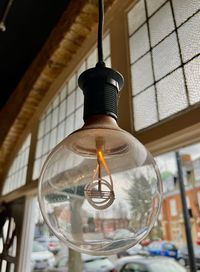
(78, 65, 124, 122)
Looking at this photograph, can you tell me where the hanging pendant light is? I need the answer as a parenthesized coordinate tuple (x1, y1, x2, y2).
(38, 0, 162, 255)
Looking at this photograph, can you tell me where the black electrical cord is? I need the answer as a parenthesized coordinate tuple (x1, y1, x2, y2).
(97, 0, 105, 65)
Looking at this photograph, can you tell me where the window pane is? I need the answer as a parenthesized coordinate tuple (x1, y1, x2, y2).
(2, 135, 31, 194)
(87, 48, 97, 69)
(133, 86, 158, 131)
(128, 0, 146, 35)
(59, 100, 66, 122)
(172, 0, 200, 26)
(75, 88, 84, 109)
(157, 69, 188, 119)
(75, 107, 84, 130)
(67, 92, 75, 115)
(184, 55, 200, 105)
(178, 12, 200, 62)
(130, 24, 149, 63)
(149, 2, 174, 46)
(65, 115, 74, 136)
(147, 0, 166, 16)
(131, 53, 153, 94)
(68, 74, 76, 93)
(153, 33, 180, 80)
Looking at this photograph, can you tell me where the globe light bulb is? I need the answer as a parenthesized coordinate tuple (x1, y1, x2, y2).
(38, 65, 163, 255)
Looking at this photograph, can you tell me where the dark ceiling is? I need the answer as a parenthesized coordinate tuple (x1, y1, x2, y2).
(0, 0, 70, 111)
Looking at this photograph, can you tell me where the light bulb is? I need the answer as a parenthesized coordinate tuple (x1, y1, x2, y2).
(38, 66, 163, 255)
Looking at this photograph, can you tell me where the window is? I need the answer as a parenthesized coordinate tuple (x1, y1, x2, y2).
(128, 0, 200, 131)
(33, 35, 111, 180)
(2, 135, 31, 195)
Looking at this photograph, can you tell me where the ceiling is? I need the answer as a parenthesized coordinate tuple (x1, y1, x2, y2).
(0, 0, 71, 111)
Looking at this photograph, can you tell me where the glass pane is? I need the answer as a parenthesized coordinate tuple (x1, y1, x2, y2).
(57, 121, 65, 143)
(2, 135, 31, 194)
(75, 87, 84, 109)
(38, 119, 45, 139)
(60, 85, 67, 101)
(50, 128, 57, 150)
(77, 62, 86, 78)
(147, 0, 166, 16)
(53, 95, 59, 108)
(157, 69, 188, 119)
(172, 0, 200, 26)
(59, 100, 66, 122)
(65, 115, 74, 136)
(149, 2, 174, 46)
(184, 55, 200, 105)
(52, 107, 59, 129)
(105, 57, 111, 68)
(153, 33, 180, 80)
(128, 0, 146, 35)
(133, 86, 158, 131)
(178, 12, 200, 62)
(43, 134, 50, 155)
(131, 53, 153, 94)
(44, 114, 51, 134)
(87, 48, 97, 69)
(67, 92, 75, 116)
(103, 34, 110, 59)
(75, 107, 84, 130)
(129, 23, 149, 63)
(68, 74, 76, 93)
(35, 139, 42, 159)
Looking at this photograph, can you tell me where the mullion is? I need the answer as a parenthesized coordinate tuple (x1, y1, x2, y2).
(169, 0, 190, 105)
(144, 0, 159, 121)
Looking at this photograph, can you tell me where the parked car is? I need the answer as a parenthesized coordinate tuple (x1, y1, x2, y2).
(31, 241, 55, 271)
(36, 236, 61, 254)
(178, 244, 200, 268)
(107, 229, 135, 240)
(115, 256, 186, 272)
(117, 244, 150, 258)
(146, 241, 178, 259)
(47, 254, 116, 272)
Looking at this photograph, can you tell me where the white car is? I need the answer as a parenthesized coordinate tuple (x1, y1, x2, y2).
(31, 241, 55, 271)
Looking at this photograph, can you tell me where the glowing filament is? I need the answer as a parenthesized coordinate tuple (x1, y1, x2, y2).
(84, 150, 115, 210)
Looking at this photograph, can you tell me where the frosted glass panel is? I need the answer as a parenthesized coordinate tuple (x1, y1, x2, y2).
(76, 87, 84, 108)
(178, 12, 200, 62)
(184, 56, 200, 105)
(103, 34, 110, 59)
(87, 49, 97, 68)
(65, 115, 74, 135)
(128, 0, 146, 35)
(153, 33, 180, 80)
(172, 0, 200, 26)
(2, 135, 31, 195)
(147, 0, 166, 16)
(68, 75, 76, 93)
(157, 69, 188, 119)
(75, 107, 84, 130)
(131, 53, 153, 94)
(134, 86, 158, 130)
(149, 2, 174, 46)
(67, 92, 75, 115)
(59, 100, 66, 122)
(129, 24, 149, 63)
(60, 85, 67, 101)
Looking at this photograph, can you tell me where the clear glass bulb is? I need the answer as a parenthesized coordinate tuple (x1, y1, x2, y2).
(38, 116, 162, 255)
